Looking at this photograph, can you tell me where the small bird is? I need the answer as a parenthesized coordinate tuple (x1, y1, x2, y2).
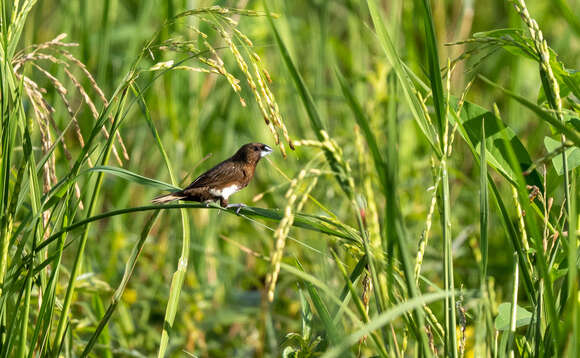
(152, 143, 273, 212)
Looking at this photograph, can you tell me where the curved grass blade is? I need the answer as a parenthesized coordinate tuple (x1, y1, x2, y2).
(416, 0, 445, 143)
(279, 262, 360, 325)
(335, 68, 387, 191)
(450, 108, 536, 302)
(84, 166, 181, 192)
(34, 204, 358, 255)
(366, 0, 440, 157)
(320, 291, 454, 358)
(294, 260, 340, 346)
(494, 111, 560, 347)
(479, 75, 580, 148)
(331, 251, 389, 357)
(264, 1, 353, 198)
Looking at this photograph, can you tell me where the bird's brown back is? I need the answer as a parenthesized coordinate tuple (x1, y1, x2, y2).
(183, 158, 255, 193)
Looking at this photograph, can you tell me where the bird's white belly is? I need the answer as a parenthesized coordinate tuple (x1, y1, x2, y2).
(209, 184, 239, 199)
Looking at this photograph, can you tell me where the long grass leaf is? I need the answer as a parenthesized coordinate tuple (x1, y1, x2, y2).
(335, 68, 387, 190)
(494, 110, 560, 346)
(85, 166, 181, 191)
(479, 75, 580, 148)
(321, 291, 454, 358)
(295, 260, 340, 346)
(366, 0, 440, 157)
(480, 119, 489, 279)
(416, 0, 445, 141)
(264, 2, 352, 197)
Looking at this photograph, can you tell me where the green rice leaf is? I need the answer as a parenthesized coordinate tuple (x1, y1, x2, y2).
(85, 166, 181, 191)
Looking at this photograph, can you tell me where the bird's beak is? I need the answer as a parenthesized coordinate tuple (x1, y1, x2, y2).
(260, 145, 273, 157)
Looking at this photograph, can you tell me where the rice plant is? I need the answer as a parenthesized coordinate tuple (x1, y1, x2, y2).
(0, 0, 578, 357)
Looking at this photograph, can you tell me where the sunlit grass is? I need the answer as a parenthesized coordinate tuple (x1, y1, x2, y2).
(1, 0, 578, 357)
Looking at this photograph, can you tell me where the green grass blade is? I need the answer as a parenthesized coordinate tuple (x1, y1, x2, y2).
(506, 253, 520, 357)
(35, 204, 359, 254)
(264, 3, 323, 135)
(479, 75, 580, 148)
(54, 88, 130, 351)
(416, 0, 445, 142)
(294, 260, 340, 346)
(335, 68, 387, 191)
(366, 0, 440, 157)
(495, 111, 560, 346)
(331, 250, 389, 357)
(320, 291, 454, 358)
(81, 210, 161, 357)
(480, 118, 489, 280)
(450, 109, 536, 303)
(85, 166, 181, 191)
(568, 168, 578, 357)
(264, 2, 352, 198)
(280, 262, 360, 325)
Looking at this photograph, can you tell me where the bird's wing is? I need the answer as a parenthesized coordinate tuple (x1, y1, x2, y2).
(184, 160, 243, 189)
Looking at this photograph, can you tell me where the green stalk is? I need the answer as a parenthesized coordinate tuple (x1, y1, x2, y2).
(53, 88, 129, 350)
(568, 169, 578, 357)
(28, 201, 70, 358)
(480, 120, 488, 280)
(331, 250, 389, 357)
(0, 0, 13, 299)
(18, 128, 43, 358)
(82, 210, 161, 356)
(507, 253, 519, 358)
(440, 155, 457, 358)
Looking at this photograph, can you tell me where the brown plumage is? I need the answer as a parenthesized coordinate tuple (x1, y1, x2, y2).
(152, 143, 272, 209)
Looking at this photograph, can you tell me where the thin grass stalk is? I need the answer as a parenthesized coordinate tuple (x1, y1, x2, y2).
(419, 2, 458, 353)
(0, 8, 16, 299)
(18, 127, 43, 358)
(510, 1, 572, 347)
(415, 165, 440, 287)
(385, 75, 432, 356)
(154, 218, 189, 357)
(569, 169, 578, 357)
(509, 0, 572, 251)
(507, 253, 519, 358)
(320, 291, 454, 358)
(330, 250, 389, 357)
(82, 210, 161, 357)
(417, 0, 445, 141)
(449, 109, 536, 303)
(265, 2, 352, 197)
(28, 200, 70, 357)
(440, 152, 457, 358)
(494, 110, 560, 347)
(366, 0, 440, 157)
(53, 88, 129, 350)
(477, 118, 491, 357)
(480, 119, 488, 280)
(84, 81, 182, 356)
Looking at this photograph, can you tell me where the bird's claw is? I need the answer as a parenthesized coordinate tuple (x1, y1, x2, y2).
(227, 203, 246, 215)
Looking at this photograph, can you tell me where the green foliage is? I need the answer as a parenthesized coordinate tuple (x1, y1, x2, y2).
(1, 0, 578, 357)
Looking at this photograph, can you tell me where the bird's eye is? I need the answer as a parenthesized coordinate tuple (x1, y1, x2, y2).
(253, 146, 259, 151)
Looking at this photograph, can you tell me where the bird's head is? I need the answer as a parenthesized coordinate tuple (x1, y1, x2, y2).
(233, 143, 273, 164)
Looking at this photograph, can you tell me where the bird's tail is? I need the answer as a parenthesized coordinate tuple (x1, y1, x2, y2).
(152, 191, 185, 204)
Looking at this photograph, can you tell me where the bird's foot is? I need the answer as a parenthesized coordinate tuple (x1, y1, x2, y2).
(226, 203, 246, 215)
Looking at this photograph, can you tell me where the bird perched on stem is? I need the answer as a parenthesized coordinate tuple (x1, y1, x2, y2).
(152, 143, 273, 212)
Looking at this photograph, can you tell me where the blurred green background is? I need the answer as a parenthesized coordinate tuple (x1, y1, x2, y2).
(6, 0, 580, 356)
